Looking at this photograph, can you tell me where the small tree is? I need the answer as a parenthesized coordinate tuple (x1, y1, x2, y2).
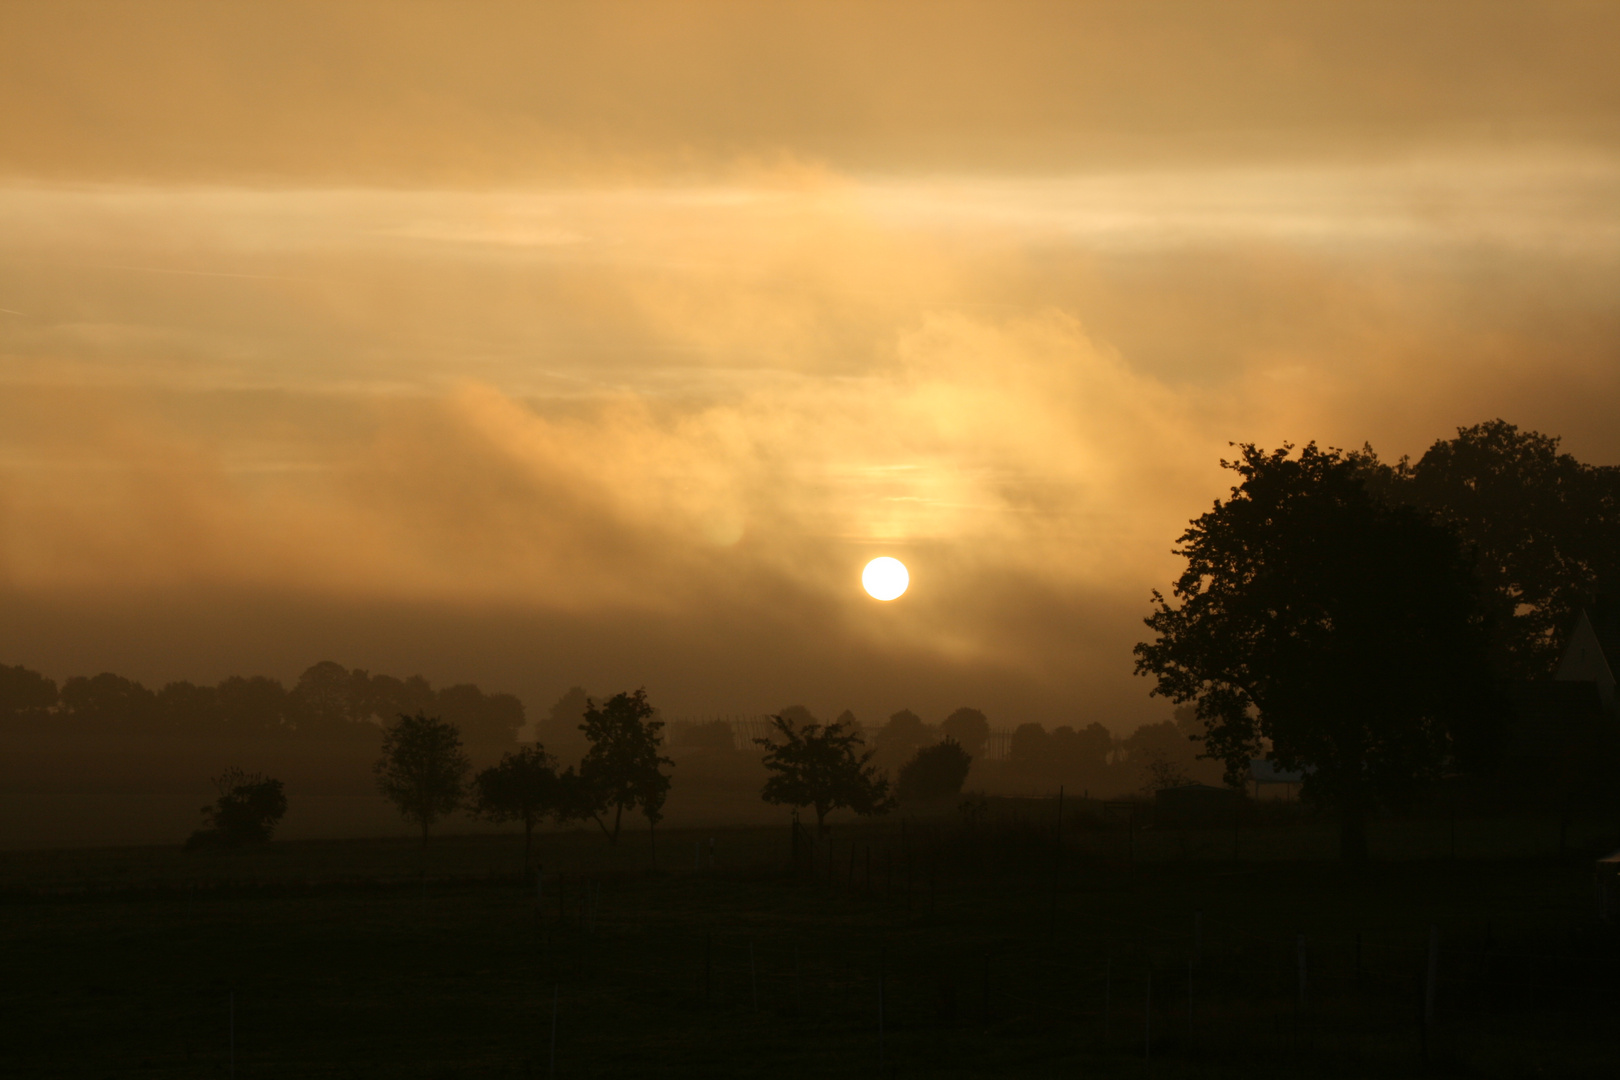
(896, 738, 972, 802)
(187, 768, 287, 848)
(553, 765, 609, 827)
(375, 712, 471, 847)
(472, 744, 562, 870)
(1138, 751, 1191, 794)
(578, 689, 672, 846)
(755, 711, 894, 835)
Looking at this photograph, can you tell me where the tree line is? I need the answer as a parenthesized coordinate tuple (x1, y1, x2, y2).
(368, 690, 897, 865)
(0, 659, 525, 747)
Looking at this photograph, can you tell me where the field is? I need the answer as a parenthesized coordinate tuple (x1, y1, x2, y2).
(4, 805, 1619, 1078)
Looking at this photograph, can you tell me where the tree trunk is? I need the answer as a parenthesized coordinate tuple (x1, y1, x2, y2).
(649, 816, 657, 867)
(420, 820, 431, 849)
(611, 802, 622, 845)
(816, 804, 828, 837)
(524, 819, 534, 871)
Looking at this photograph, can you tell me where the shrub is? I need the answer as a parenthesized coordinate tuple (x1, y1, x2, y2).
(896, 739, 972, 802)
(188, 767, 287, 848)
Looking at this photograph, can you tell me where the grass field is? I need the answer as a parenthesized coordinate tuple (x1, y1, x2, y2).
(4, 806, 1619, 1078)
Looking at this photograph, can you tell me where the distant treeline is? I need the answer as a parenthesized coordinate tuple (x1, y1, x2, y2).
(0, 660, 524, 748)
(662, 705, 1218, 797)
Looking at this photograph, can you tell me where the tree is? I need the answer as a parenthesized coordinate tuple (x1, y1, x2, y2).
(1137, 752, 1190, 795)
(1118, 720, 1198, 784)
(543, 686, 593, 766)
(1134, 443, 1493, 862)
(1006, 722, 1050, 781)
(436, 683, 526, 750)
(57, 672, 156, 728)
(1361, 419, 1620, 677)
(375, 713, 471, 847)
(0, 663, 57, 724)
(472, 744, 563, 869)
(188, 767, 287, 848)
(938, 707, 990, 758)
(1048, 722, 1114, 786)
(755, 711, 894, 835)
(874, 708, 932, 771)
(578, 689, 672, 847)
(896, 739, 972, 802)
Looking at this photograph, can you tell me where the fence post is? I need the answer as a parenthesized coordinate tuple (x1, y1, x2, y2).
(1144, 967, 1152, 1061)
(1424, 925, 1439, 1047)
(1187, 956, 1194, 1045)
(1297, 933, 1307, 1014)
(549, 984, 558, 1079)
(1050, 785, 1064, 940)
(878, 947, 887, 1075)
(1103, 956, 1111, 1046)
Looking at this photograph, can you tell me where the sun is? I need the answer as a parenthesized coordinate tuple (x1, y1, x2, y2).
(861, 557, 910, 601)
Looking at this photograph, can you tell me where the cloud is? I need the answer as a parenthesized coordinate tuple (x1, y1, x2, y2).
(2, 154, 1619, 723)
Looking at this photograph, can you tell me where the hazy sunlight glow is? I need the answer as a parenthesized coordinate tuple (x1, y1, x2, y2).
(861, 557, 910, 601)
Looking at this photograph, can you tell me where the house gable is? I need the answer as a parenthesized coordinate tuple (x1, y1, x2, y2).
(1555, 602, 1620, 711)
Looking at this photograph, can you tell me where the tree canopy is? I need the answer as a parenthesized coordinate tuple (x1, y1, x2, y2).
(895, 738, 972, 802)
(374, 713, 471, 847)
(1134, 442, 1493, 861)
(472, 743, 565, 869)
(578, 689, 671, 846)
(187, 767, 287, 849)
(755, 710, 893, 835)
(1361, 419, 1620, 677)
(938, 707, 990, 758)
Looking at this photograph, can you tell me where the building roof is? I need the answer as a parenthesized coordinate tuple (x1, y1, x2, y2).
(1587, 596, 1620, 674)
(1249, 758, 1307, 784)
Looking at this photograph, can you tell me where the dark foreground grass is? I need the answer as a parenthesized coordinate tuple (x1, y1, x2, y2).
(3, 817, 1618, 1078)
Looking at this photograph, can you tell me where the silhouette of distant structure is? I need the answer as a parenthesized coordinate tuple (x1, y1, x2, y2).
(1502, 597, 1620, 822)
(1154, 782, 1237, 826)
(1554, 596, 1620, 710)
(1247, 758, 1307, 800)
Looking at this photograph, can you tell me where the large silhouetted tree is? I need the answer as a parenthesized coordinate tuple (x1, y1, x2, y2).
(1134, 443, 1492, 862)
(375, 713, 471, 847)
(1361, 419, 1620, 677)
(755, 711, 894, 835)
(578, 689, 671, 847)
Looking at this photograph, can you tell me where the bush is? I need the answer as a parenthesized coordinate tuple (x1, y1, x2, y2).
(896, 739, 972, 802)
(188, 767, 287, 848)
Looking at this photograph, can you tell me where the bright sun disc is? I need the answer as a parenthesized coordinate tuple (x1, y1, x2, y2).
(861, 557, 909, 601)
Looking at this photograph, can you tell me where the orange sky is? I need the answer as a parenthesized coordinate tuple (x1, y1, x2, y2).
(3, 2, 1619, 730)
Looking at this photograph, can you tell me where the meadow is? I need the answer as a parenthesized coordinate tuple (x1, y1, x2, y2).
(4, 804, 1618, 1078)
